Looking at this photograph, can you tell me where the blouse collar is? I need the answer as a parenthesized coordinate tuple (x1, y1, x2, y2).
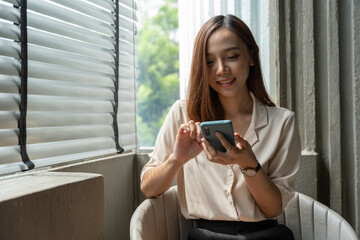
(245, 92, 269, 146)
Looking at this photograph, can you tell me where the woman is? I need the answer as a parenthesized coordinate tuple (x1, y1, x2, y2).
(140, 15, 300, 239)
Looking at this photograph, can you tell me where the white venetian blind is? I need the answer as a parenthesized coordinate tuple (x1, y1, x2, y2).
(0, 0, 137, 174)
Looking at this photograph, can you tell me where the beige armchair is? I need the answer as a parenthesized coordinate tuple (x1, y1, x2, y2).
(130, 186, 358, 240)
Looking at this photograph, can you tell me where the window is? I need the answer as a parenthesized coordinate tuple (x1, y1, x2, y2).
(0, 0, 138, 175)
(136, 0, 179, 147)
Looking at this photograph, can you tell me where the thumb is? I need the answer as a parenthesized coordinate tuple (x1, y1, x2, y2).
(234, 132, 246, 149)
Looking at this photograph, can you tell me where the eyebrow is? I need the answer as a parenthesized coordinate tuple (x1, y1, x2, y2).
(224, 47, 241, 51)
(206, 46, 241, 56)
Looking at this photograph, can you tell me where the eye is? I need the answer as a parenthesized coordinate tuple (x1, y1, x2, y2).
(206, 60, 214, 65)
(227, 55, 239, 60)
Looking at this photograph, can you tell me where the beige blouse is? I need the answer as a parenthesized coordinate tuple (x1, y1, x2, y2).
(141, 93, 301, 222)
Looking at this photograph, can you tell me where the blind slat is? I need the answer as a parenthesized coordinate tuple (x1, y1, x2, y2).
(0, 146, 21, 164)
(28, 28, 113, 61)
(27, 137, 116, 160)
(119, 133, 137, 147)
(119, 40, 135, 55)
(118, 113, 136, 123)
(28, 61, 114, 86)
(1, 0, 19, 7)
(0, 75, 20, 94)
(118, 123, 136, 135)
(119, 52, 134, 66)
(117, 101, 135, 113)
(0, 22, 20, 41)
(122, 145, 136, 152)
(118, 89, 134, 101)
(0, 3, 20, 23)
(0, 111, 19, 129)
(118, 64, 135, 78)
(0, 93, 19, 111)
(118, 15, 136, 32)
(27, 95, 113, 112)
(28, 78, 114, 99)
(27, 62, 135, 86)
(87, 0, 115, 12)
(119, 78, 135, 90)
(118, 3, 136, 21)
(50, 0, 115, 23)
(119, 26, 136, 43)
(0, 38, 20, 59)
(27, 112, 113, 128)
(28, 11, 115, 49)
(120, 0, 135, 11)
(29, 0, 115, 36)
(0, 57, 20, 76)
(27, 125, 114, 144)
(0, 129, 18, 147)
(31, 148, 119, 170)
(28, 44, 114, 74)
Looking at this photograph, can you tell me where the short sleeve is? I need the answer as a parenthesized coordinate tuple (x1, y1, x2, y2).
(140, 100, 186, 181)
(268, 112, 301, 210)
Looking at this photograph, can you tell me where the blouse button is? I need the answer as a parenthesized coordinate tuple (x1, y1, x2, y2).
(227, 169, 233, 176)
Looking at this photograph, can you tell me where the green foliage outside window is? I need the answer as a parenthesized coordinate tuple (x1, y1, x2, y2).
(136, 0, 179, 147)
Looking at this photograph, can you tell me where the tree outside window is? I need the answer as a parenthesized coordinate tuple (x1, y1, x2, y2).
(136, 0, 179, 147)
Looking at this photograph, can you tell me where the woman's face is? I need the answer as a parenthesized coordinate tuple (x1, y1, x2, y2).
(205, 28, 253, 100)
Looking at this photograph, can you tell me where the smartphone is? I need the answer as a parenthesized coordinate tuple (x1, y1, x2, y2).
(200, 120, 235, 152)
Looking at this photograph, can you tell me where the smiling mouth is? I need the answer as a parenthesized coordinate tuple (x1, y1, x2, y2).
(217, 78, 235, 85)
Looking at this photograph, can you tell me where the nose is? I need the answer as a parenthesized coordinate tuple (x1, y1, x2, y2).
(216, 60, 228, 75)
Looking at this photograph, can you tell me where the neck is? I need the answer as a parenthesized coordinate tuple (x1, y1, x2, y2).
(219, 90, 253, 119)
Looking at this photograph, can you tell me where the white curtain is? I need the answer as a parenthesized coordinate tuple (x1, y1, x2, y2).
(178, 0, 271, 99)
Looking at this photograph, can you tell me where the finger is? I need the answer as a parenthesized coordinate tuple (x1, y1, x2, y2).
(215, 132, 233, 151)
(195, 122, 202, 142)
(234, 133, 243, 149)
(201, 141, 214, 160)
(201, 139, 218, 161)
(187, 120, 197, 139)
(202, 138, 217, 156)
(201, 142, 229, 165)
(235, 132, 250, 149)
(202, 139, 228, 164)
(179, 124, 190, 133)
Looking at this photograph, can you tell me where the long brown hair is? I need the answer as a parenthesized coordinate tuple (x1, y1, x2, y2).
(186, 15, 275, 122)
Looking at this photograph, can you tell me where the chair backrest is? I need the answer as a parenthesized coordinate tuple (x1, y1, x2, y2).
(130, 186, 358, 240)
(277, 192, 358, 240)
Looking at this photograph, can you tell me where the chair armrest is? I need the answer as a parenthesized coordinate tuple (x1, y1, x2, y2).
(130, 186, 192, 240)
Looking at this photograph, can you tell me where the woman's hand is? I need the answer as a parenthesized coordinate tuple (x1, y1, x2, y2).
(172, 120, 203, 165)
(201, 132, 258, 168)
(202, 132, 283, 217)
(141, 120, 203, 198)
